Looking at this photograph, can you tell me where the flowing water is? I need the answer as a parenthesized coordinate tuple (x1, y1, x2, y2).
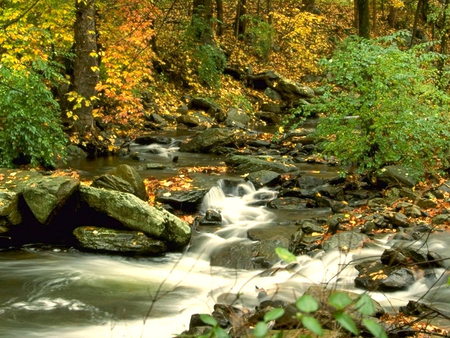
(2, 136, 450, 337)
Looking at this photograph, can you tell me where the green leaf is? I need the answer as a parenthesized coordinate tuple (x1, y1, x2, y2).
(328, 292, 353, 310)
(302, 315, 323, 336)
(264, 308, 285, 322)
(356, 294, 375, 316)
(363, 319, 387, 338)
(200, 314, 218, 327)
(212, 326, 230, 338)
(296, 294, 319, 313)
(334, 311, 359, 335)
(275, 247, 296, 263)
(253, 321, 269, 338)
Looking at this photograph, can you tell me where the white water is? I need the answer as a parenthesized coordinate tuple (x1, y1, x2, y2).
(1, 180, 450, 337)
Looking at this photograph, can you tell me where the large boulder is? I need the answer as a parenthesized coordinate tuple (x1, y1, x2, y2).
(246, 170, 281, 188)
(0, 190, 22, 229)
(79, 185, 191, 248)
(106, 164, 147, 200)
(225, 155, 297, 173)
(179, 128, 237, 153)
(375, 165, 417, 188)
(22, 176, 79, 225)
(91, 174, 135, 195)
(275, 78, 315, 100)
(73, 226, 167, 255)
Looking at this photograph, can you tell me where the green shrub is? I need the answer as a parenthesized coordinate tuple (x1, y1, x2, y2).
(304, 32, 450, 178)
(194, 44, 226, 89)
(247, 17, 275, 62)
(0, 66, 67, 168)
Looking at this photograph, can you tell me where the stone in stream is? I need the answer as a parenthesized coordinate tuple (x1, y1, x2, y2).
(198, 210, 222, 225)
(179, 128, 237, 153)
(210, 235, 290, 270)
(225, 107, 250, 127)
(155, 189, 208, 213)
(355, 261, 415, 292)
(91, 174, 135, 196)
(225, 155, 297, 173)
(246, 170, 281, 188)
(268, 197, 315, 210)
(22, 176, 79, 225)
(73, 226, 167, 254)
(79, 185, 191, 248)
(106, 164, 147, 201)
(322, 231, 369, 252)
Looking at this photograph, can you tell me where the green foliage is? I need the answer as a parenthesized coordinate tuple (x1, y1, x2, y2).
(275, 247, 297, 263)
(303, 32, 450, 178)
(246, 16, 275, 62)
(194, 44, 226, 89)
(198, 314, 229, 338)
(0, 66, 67, 168)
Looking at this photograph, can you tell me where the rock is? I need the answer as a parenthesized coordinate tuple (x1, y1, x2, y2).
(415, 197, 438, 209)
(176, 114, 201, 127)
(66, 145, 88, 159)
(189, 98, 223, 121)
(255, 111, 279, 124)
(91, 174, 135, 196)
(179, 128, 236, 153)
(246, 170, 281, 188)
(135, 135, 172, 145)
(225, 155, 297, 173)
(107, 164, 147, 201)
(376, 165, 417, 187)
(225, 107, 250, 127)
(264, 87, 282, 101)
(155, 189, 208, 212)
(145, 163, 167, 170)
(79, 186, 191, 248)
(176, 105, 189, 114)
(22, 176, 79, 225)
(355, 261, 415, 292)
(268, 197, 314, 210)
(130, 152, 146, 161)
(73, 226, 167, 254)
(432, 214, 450, 225)
(388, 212, 410, 227)
(322, 231, 368, 252)
(210, 236, 290, 270)
(260, 103, 282, 113)
(403, 204, 422, 217)
(0, 190, 22, 226)
(248, 226, 299, 242)
(199, 210, 222, 225)
(275, 78, 315, 100)
(296, 176, 328, 190)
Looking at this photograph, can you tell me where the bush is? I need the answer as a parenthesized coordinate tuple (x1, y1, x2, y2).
(305, 32, 450, 178)
(247, 17, 275, 62)
(0, 66, 67, 167)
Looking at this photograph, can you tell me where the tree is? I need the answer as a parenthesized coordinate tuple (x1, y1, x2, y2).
(358, 0, 370, 38)
(306, 34, 450, 178)
(72, 0, 99, 136)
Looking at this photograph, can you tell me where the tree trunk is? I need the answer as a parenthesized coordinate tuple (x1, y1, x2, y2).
(358, 0, 370, 38)
(234, 0, 247, 39)
(216, 0, 223, 36)
(387, 5, 397, 27)
(410, 0, 423, 48)
(73, 0, 98, 132)
(438, 0, 449, 89)
(372, 0, 377, 34)
(192, 0, 214, 44)
(354, 0, 359, 30)
(301, 0, 315, 12)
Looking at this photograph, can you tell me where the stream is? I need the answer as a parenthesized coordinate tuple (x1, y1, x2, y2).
(1, 134, 450, 337)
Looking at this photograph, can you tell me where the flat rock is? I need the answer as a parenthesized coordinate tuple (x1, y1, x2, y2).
(225, 155, 297, 173)
(155, 189, 208, 212)
(322, 231, 368, 252)
(73, 226, 167, 254)
(179, 128, 236, 153)
(246, 170, 281, 188)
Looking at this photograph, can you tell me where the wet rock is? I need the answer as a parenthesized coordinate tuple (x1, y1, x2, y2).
(107, 164, 147, 201)
(79, 186, 191, 248)
(210, 236, 290, 270)
(432, 214, 450, 225)
(144, 163, 167, 170)
(376, 165, 417, 187)
(199, 210, 222, 225)
(22, 176, 79, 225)
(380, 248, 408, 266)
(402, 204, 422, 218)
(355, 261, 415, 292)
(0, 190, 22, 226)
(246, 170, 281, 188)
(289, 228, 323, 255)
(66, 145, 88, 159)
(248, 226, 299, 242)
(268, 197, 314, 210)
(130, 152, 146, 161)
(179, 128, 236, 153)
(399, 187, 419, 200)
(73, 226, 167, 254)
(134, 135, 172, 145)
(225, 107, 250, 127)
(388, 212, 410, 227)
(299, 220, 324, 234)
(322, 231, 368, 252)
(91, 174, 135, 196)
(155, 189, 207, 212)
(225, 155, 297, 173)
(297, 176, 328, 190)
(260, 103, 282, 113)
